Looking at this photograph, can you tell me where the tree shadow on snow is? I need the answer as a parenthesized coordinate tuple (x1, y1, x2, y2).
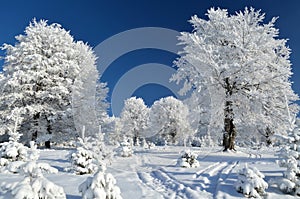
(66, 194, 81, 199)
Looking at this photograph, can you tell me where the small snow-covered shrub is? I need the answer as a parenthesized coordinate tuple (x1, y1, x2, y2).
(0, 130, 38, 163)
(67, 131, 111, 175)
(176, 150, 199, 168)
(67, 137, 101, 175)
(0, 120, 40, 172)
(0, 141, 40, 173)
(69, 145, 99, 175)
(235, 164, 268, 198)
(117, 138, 133, 157)
(0, 141, 28, 161)
(1, 161, 64, 198)
(273, 121, 300, 195)
(79, 165, 122, 199)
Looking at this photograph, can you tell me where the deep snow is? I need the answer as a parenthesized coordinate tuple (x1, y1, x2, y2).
(0, 145, 297, 199)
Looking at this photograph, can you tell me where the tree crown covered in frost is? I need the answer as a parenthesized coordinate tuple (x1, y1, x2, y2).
(149, 96, 193, 145)
(119, 97, 149, 143)
(0, 19, 107, 143)
(172, 7, 299, 140)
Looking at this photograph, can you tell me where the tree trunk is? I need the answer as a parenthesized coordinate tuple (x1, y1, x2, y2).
(45, 140, 51, 148)
(32, 112, 40, 141)
(223, 78, 237, 151)
(265, 127, 274, 146)
(45, 123, 51, 149)
(223, 100, 236, 151)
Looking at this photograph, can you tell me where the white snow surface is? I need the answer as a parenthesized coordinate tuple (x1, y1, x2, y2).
(0, 146, 297, 199)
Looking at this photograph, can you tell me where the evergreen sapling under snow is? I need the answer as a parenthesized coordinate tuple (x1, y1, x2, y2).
(67, 127, 111, 175)
(271, 118, 300, 195)
(0, 142, 66, 198)
(176, 150, 200, 168)
(235, 164, 268, 198)
(117, 137, 133, 157)
(78, 165, 122, 199)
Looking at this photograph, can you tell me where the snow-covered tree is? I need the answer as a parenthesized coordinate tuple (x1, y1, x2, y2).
(171, 7, 299, 151)
(272, 118, 300, 195)
(78, 165, 122, 199)
(95, 82, 110, 126)
(235, 164, 268, 198)
(117, 137, 133, 157)
(1, 161, 65, 199)
(183, 87, 211, 138)
(149, 96, 193, 145)
(0, 139, 64, 198)
(67, 126, 111, 175)
(72, 42, 109, 136)
(0, 19, 105, 146)
(176, 150, 200, 168)
(68, 138, 100, 175)
(119, 97, 149, 145)
(104, 116, 123, 145)
(0, 118, 39, 170)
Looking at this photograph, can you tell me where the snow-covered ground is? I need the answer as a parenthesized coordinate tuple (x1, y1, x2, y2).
(0, 146, 297, 198)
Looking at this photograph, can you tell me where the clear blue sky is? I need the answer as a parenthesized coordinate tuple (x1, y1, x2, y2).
(0, 0, 299, 116)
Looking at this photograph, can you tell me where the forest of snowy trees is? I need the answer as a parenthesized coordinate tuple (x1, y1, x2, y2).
(0, 7, 299, 151)
(0, 6, 299, 199)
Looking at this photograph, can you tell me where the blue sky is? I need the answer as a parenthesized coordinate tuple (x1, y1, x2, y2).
(0, 0, 299, 116)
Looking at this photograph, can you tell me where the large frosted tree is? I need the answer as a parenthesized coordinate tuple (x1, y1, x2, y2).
(172, 7, 299, 150)
(72, 42, 109, 137)
(149, 96, 193, 145)
(0, 19, 103, 146)
(119, 97, 149, 145)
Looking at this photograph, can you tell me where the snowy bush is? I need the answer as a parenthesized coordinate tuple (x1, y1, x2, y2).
(67, 129, 111, 175)
(0, 137, 40, 173)
(235, 164, 268, 198)
(0, 129, 38, 163)
(0, 142, 56, 174)
(69, 145, 99, 175)
(176, 150, 199, 168)
(68, 137, 101, 175)
(117, 138, 133, 157)
(1, 161, 65, 199)
(272, 124, 300, 195)
(79, 165, 122, 199)
(139, 139, 155, 149)
(0, 141, 28, 162)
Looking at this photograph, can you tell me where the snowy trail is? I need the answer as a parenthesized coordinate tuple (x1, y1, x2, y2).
(132, 147, 246, 199)
(214, 161, 240, 199)
(138, 168, 212, 199)
(192, 160, 240, 198)
(134, 147, 221, 199)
